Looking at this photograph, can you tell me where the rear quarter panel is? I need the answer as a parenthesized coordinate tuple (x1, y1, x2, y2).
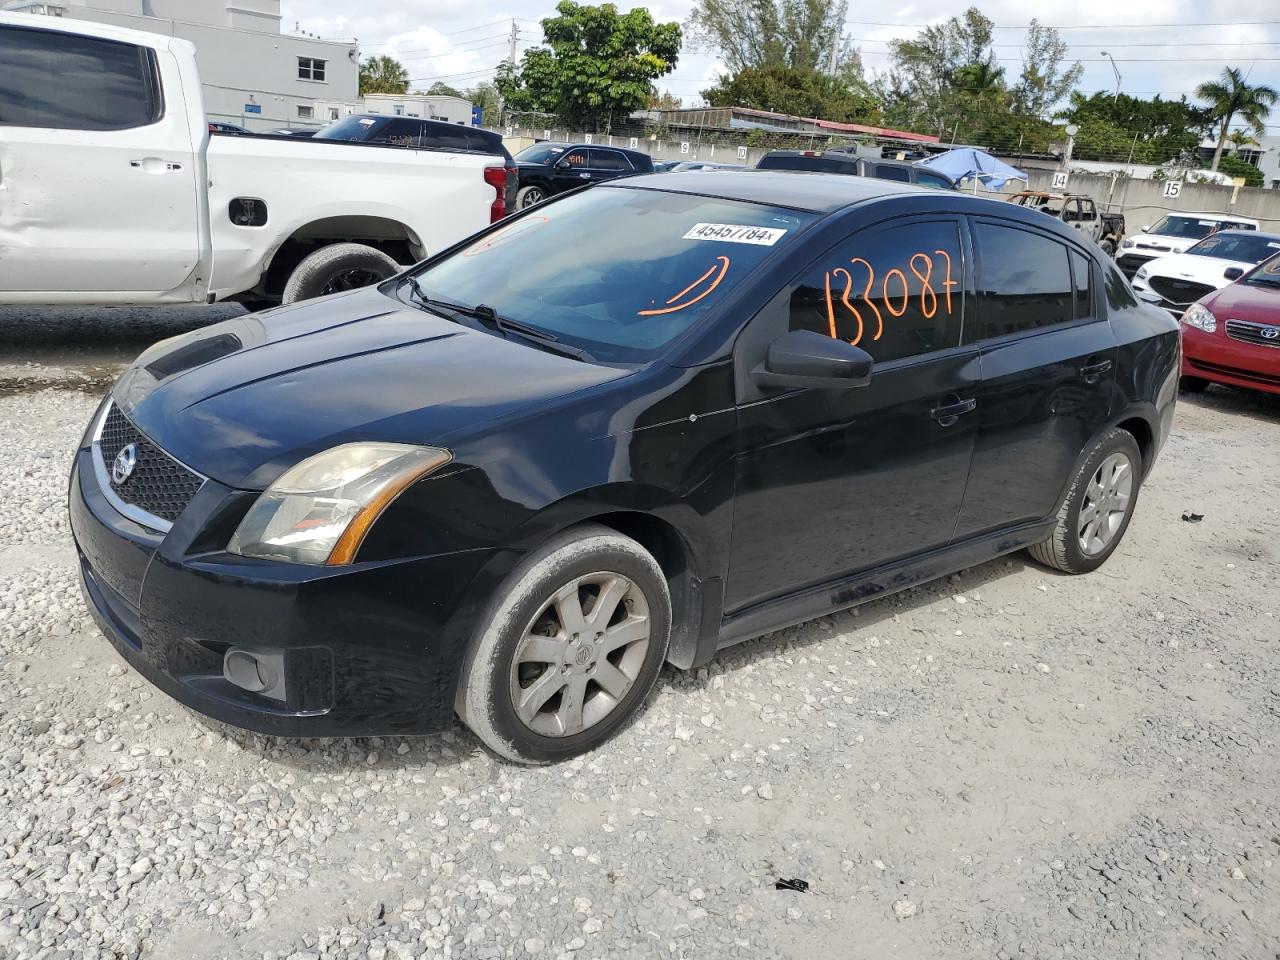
(1110, 298, 1181, 472)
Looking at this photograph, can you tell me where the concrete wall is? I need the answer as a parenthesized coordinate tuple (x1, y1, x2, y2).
(9, 1, 359, 131)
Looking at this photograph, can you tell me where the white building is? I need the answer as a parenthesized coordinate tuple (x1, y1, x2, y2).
(1256, 135, 1280, 191)
(361, 93, 474, 126)
(3, 0, 359, 131)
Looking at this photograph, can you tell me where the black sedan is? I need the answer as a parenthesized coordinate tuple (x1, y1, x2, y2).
(511, 141, 654, 209)
(70, 172, 1179, 763)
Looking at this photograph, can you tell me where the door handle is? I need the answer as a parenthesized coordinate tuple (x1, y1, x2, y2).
(130, 158, 182, 173)
(931, 397, 977, 426)
(1079, 358, 1112, 383)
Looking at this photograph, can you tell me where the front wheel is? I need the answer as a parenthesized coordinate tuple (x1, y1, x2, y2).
(281, 242, 400, 304)
(456, 524, 671, 764)
(1028, 428, 1143, 574)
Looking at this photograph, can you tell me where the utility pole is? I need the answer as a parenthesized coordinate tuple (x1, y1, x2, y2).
(1101, 51, 1121, 101)
(508, 19, 519, 67)
(826, 32, 839, 75)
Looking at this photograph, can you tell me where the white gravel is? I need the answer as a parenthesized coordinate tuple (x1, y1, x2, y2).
(1, 307, 1278, 959)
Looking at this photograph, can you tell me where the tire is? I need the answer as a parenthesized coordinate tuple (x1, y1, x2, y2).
(1179, 376, 1210, 393)
(1028, 428, 1143, 575)
(281, 242, 400, 304)
(516, 185, 546, 209)
(456, 524, 671, 764)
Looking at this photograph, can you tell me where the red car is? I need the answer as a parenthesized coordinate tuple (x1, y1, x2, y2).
(1180, 255, 1280, 395)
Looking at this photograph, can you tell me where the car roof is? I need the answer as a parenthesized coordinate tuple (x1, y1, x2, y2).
(612, 169, 916, 213)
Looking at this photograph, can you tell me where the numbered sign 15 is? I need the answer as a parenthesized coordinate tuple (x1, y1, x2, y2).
(1162, 180, 1183, 199)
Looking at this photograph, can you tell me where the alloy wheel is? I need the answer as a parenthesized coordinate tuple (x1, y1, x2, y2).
(508, 572, 651, 737)
(1077, 451, 1134, 556)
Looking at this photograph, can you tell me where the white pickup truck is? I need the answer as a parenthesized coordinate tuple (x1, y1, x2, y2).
(0, 13, 505, 307)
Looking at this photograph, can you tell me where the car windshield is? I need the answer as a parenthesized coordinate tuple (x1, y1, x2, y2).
(1147, 216, 1231, 240)
(1243, 255, 1280, 287)
(313, 115, 390, 141)
(514, 143, 569, 164)
(409, 186, 816, 364)
(1185, 233, 1280, 264)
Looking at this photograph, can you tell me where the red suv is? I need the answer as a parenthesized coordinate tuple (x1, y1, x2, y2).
(1180, 256, 1280, 396)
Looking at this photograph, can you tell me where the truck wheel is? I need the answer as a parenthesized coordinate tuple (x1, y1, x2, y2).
(456, 524, 671, 764)
(281, 243, 400, 304)
(516, 185, 546, 209)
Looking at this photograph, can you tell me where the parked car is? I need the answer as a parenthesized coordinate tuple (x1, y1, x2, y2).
(755, 150, 957, 189)
(0, 14, 505, 309)
(1009, 191, 1126, 255)
(511, 141, 654, 209)
(1179, 255, 1280, 395)
(1131, 230, 1280, 316)
(313, 113, 517, 212)
(652, 159, 681, 172)
(1116, 213, 1260, 277)
(660, 161, 744, 173)
(208, 120, 252, 135)
(263, 127, 316, 137)
(70, 170, 1178, 762)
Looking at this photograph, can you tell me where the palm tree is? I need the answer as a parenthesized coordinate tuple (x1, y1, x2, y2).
(1195, 67, 1278, 171)
(1225, 128, 1259, 157)
(359, 55, 409, 96)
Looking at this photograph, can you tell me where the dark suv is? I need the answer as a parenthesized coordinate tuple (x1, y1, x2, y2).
(314, 114, 516, 211)
(512, 142, 654, 208)
(757, 149, 957, 189)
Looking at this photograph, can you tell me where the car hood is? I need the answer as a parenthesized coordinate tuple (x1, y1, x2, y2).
(1140, 252, 1250, 285)
(112, 288, 627, 489)
(1203, 277, 1280, 323)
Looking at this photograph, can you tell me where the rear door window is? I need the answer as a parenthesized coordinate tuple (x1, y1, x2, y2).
(788, 219, 968, 364)
(973, 222, 1075, 338)
(590, 149, 631, 171)
(873, 164, 911, 183)
(0, 25, 161, 130)
(562, 149, 590, 168)
(368, 118, 421, 146)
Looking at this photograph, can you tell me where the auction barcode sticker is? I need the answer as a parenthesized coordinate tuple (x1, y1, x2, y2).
(683, 223, 788, 246)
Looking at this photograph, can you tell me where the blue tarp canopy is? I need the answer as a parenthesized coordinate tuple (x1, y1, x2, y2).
(915, 147, 1028, 190)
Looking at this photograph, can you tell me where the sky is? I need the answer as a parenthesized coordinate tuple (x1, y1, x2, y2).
(280, 0, 1280, 136)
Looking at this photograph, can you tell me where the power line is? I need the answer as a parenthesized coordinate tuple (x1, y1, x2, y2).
(844, 18, 1280, 29)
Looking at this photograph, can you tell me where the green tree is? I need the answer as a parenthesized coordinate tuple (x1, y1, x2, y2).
(1195, 66, 1278, 171)
(359, 55, 409, 95)
(1056, 91, 1212, 164)
(702, 65, 880, 123)
(1216, 154, 1264, 187)
(495, 0, 681, 132)
(1226, 128, 1259, 156)
(426, 82, 465, 98)
(1012, 19, 1082, 117)
(686, 0, 864, 81)
(466, 81, 502, 126)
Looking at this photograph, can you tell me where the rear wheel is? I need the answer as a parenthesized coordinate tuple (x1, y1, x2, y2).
(456, 524, 671, 764)
(281, 242, 400, 304)
(516, 185, 546, 209)
(1028, 428, 1142, 574)
(1180, 376, 1210, 393)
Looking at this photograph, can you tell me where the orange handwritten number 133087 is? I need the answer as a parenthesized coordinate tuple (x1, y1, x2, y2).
(823, 249, 957, 346)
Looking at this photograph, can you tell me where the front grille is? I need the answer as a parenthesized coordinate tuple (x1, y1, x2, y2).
(1117, 253, 1155, 276)
(97, 405, 205, 525)
(1225, 319, 1280, 349)
(1147, 276, 1216, 307)
(1134, 242, 1171, 252)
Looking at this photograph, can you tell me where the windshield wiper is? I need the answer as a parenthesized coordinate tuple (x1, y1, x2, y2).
(403, 277, 592, 362)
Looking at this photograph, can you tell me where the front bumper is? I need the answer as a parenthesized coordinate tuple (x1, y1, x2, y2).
(1180, 326, 1280, 395)
(69, 447, 496, 737)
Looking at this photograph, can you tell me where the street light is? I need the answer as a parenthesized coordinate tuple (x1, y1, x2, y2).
(1101, 51, 1121, 100)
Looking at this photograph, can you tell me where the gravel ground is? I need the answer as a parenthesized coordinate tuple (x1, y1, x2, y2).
(1, 306, 1278, 960)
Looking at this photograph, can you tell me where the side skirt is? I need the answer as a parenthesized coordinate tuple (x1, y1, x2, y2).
(716, 518, 1056, 651)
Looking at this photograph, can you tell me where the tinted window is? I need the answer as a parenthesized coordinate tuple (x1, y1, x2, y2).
(1104, 263, 1140, 309)
(314, 115, 390, 140)
(414, 189, 815, 364)
(916, 170, 953, 190)
(757, 154, 853, 173)
(0, 26, 159, 130)
(873, 164, 911, 183)
(464, 130, 500, 154)
(424, 126, 471, 150)
(1147, 216, 1221, 240)
(368, 119, 421, 146)
(1070, 250, 1094, 319)
(563, 149, 589, 167)
(975, 223, 1073, 337)
(513, 143, 569, 164)
(591, 149, 630, 171)
(789, 220, 966, 364)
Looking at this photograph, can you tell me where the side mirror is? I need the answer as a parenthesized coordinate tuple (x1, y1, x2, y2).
(752, 330, 873, 390)
(554, 159, 571, 171)
(1140, 225, 1150, 233)
(1223, 266, 1244, 281)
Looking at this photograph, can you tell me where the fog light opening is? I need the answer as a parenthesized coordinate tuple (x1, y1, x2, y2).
(223, 648, 286, 701)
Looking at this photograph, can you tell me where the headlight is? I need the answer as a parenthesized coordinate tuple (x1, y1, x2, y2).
(1135, 266, 1149, 281)
(1181, 302, 1217, 334)
(228, 443, 452, 565)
